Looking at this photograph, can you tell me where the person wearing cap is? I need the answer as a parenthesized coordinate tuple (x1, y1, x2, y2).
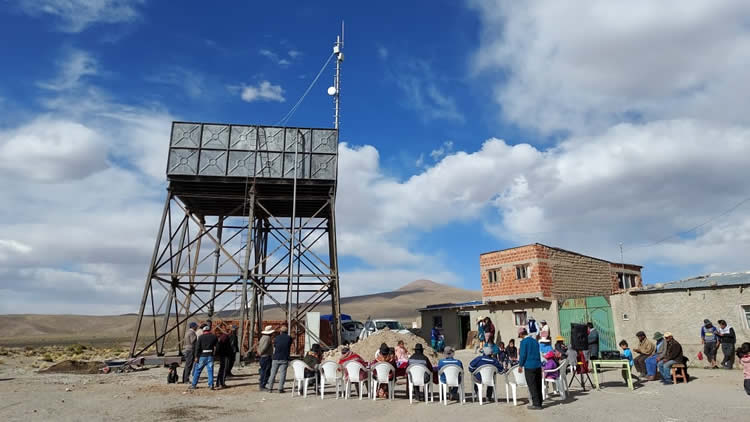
(265, 325, 292, 393)
(182, 322, 198, 383)
(190, 324, 218, 390)
(632, 331, 656, 377)
(645, 332, 665, 381)
(539, 337, 553, 355)
(438, 346, 463, 400)
(257, 325, 275, 391)
(518, 327, 543, 409)
(657, 332, 684, 384)
(701, 319, 720, 369)
(469, 346, 504, 401)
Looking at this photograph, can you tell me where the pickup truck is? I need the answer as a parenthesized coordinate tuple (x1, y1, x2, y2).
(358, 319, 411, 341)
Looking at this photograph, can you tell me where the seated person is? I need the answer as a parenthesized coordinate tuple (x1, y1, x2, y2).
(374, 342, 388, 360)
(303, 344, 323, 383)
(554, 336, 568, 355)
(395, 340, 409, 364)
(506, 339, 518, 363)
(408, 343, 434, 389)
(338, 345, 367, 381)
(485, 339, 501, 360)
(375, 344, 395, 398)
(543, 351, 559, 380)
(469, 346, 504, 401)
(497, 341, 509, 365)
(645, 332, 665, 380)
(437, 346, 463, 400)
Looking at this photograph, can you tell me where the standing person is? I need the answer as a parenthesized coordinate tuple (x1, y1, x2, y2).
(518, 327, 543, 410)
(264, 325, 292, 393)
(226, 325, 239, 376)
(717, 320, 737, 369)
(527, 316, 539, 337)
(190, 323, 218, 390)
(539, 320, 550, 343)
(701, 319, 720, 369)
(632, 331, 655, 377)
(658, 332, 684, 385)
(619, 340, 634, 382)
(431, 326, 441, 351)
(257, 325, 274, 391)
(484, 317, 496, 344)
(587, 322, 600, 360)
(181, 322, 198, 384)
(215, 328, 232, 389)
(477, 316, 486, 351)
(736, 342, 750, 395)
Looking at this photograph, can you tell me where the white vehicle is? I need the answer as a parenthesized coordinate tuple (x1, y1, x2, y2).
(341, 320, 364, 343)
(358, 319, 411, 341)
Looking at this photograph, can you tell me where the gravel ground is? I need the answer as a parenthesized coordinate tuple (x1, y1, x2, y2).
(1, 349, 748, 422)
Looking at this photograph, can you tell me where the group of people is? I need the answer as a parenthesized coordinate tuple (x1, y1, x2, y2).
(182, 320, 239, 390)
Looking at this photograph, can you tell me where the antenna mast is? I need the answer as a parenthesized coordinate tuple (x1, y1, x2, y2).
(333, 22, 344, 129)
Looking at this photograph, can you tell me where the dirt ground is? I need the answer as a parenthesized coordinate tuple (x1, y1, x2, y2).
(1, 349, 748, 422)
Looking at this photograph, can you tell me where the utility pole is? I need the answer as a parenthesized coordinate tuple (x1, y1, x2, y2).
(333, 22, 344, 129)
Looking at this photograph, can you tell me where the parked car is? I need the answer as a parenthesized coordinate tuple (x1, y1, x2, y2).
(358, 319, 411, 341)
(341, 320, 364, 343)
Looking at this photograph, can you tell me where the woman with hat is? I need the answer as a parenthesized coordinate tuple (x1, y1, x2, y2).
(554, 336, 568, 355)
(257, 325, 275, 391)
(374, 343, 395, 398)
(645, 332, 665, 381)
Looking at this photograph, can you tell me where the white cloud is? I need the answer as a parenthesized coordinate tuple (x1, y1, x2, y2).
(146, 67, 205, 99)
(239, 80, 286, 103)
(37, 49, 98, 91)
(395, 60, 464, 123)
(377, 46, 389, 60)
(18, 0, 145, 33)
(259, 49, 292, 66)
(471, 0, 750, 134)
(288, 50, 301, 58)
(429, 141, 453, 161)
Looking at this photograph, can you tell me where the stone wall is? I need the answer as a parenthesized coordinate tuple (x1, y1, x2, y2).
(610, 287, 750, 367)
(548, 248, 614, 300)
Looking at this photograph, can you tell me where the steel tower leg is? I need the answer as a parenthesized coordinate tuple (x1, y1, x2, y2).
(328, 194, 342, 346)
(238, 191, 255, 365)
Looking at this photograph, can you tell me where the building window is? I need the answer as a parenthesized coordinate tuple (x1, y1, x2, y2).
(743, 305, 750, 329)
(516, 264, 529, 280)
(488, 269, 500, 283)
(618, 273, 636, 289)
(433, 315, 443, 329)
(513, 311, 527, 326)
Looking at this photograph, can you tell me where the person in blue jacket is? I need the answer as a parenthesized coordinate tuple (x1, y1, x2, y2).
(469, 346, 504, 401)
(431, 326, 441, 351)
(437, 346, 463, 400)
(518, 327, 543, 410)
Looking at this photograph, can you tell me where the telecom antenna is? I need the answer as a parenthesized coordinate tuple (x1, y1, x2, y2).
(328, 22, 344, 129)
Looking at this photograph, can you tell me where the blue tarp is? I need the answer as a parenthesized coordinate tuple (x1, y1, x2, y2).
(320, 314, 351, 321)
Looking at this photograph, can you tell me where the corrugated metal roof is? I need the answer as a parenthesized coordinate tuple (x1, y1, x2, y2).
(417, 300, 483, 312)
(633, 271, 750, 294)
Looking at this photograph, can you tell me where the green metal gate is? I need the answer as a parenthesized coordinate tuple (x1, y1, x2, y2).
(559, 296, 616, 353)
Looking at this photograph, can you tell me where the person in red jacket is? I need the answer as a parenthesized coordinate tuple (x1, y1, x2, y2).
(483, 317, 496, 344)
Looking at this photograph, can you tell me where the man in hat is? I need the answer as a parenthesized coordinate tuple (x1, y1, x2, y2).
(257, 325, 275, 391)
(182, 322, 198, 383)
(339, 345, 368, 386)
(701, 319, 720, 369)
(518, 327, 543, 409)
(265, 325, 292, 393)
(408, 343, 434, 380)
(658, 332, 684, 384)
(632, 331, 656, 377)
(303, 343, 323, 384)
(469, 345, 504, 402)
(226, 324, 239, 376)
(438, 346, 463, 401)
(645, 332, 665, 381)
(190, 324, 218, 390)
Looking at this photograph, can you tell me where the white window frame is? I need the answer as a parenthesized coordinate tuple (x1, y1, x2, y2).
(513, 310, 527, 326)
(488, 269, 499, 283)
(743, 305, 750, 329)
(516, 264, 529, 280)
(618, 273, 636, 289)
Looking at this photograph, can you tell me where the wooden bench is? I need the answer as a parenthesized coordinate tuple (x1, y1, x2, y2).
(671, 364, 688, 384)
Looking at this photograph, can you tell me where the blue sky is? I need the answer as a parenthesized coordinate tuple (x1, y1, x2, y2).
(1, 1, 750, 314)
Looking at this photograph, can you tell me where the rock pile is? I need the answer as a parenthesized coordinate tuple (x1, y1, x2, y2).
(323, 328, 439, 361)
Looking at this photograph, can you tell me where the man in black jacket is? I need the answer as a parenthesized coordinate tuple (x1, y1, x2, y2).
(190, 325, 218, 390)
(264, 325, 292, 393)
(226, 325, 239, 376)
(718, 320, 736, 369)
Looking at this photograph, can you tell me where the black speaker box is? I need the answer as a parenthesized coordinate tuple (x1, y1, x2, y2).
(571, 323, 588, 351)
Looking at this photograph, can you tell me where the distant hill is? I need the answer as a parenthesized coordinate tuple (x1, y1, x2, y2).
(0, 280, 480, 346)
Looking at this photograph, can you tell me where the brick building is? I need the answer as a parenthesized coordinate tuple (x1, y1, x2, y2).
(471, 243, 642, 347)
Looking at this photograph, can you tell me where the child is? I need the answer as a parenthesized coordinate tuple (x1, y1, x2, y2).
(543, 351, 559, 380)
(395, 340, 409, 364)
(506, 339, 518, 364)
(736, 342, 750, 395)
(497, 341, 509, 366)
(620, 339, 634, 382)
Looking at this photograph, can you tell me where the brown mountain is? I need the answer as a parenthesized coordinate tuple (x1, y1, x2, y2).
(0, 280, 480, 347)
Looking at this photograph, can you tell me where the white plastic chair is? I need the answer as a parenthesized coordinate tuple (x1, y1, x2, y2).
(406, 364, 433, 404)
(543, 360, 569, 400)
(343, 361, 368, 400)
(319, 361, 343, 399)
(371, 362, 396, 400)
(504, 365, 529, 406)
(437, 364, 464, 405)
(291, 359, 317, 398)
(471, 364, 499, 405)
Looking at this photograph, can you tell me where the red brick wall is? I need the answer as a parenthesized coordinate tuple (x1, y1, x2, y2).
(480, 244, 547, 299)
(610, 263, 643, 293)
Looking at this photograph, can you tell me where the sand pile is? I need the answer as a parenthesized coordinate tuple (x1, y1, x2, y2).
(323, 328, 438, 361)
(41, 360, 105, 374)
